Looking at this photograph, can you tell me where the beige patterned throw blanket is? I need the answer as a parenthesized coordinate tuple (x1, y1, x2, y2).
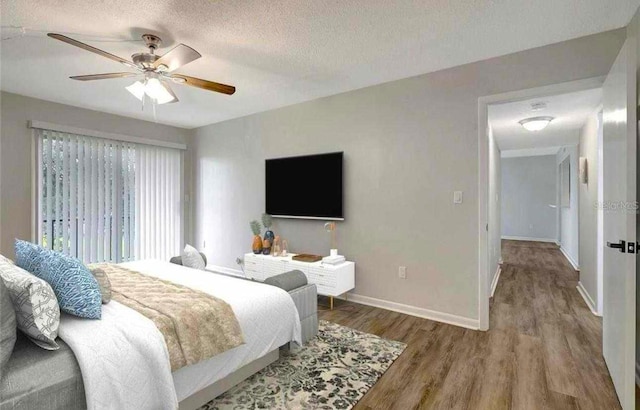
(89, 263, 244, 371)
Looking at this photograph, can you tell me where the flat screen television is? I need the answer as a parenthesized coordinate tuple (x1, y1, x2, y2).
(266, 152, 344, 220)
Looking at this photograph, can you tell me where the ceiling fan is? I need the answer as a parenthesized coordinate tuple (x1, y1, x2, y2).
(47, 33, 235, 105)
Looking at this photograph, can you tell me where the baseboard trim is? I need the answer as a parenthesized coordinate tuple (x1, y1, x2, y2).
(501, 236, 557, 243)
(342, 293, 479, 330)
(490, 266, 502, 298)
(559, 246, 580, 271)
(205, 264, 245, 278)
(576, 282, 599, 316)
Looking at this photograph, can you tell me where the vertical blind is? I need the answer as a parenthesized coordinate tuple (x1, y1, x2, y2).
(36, 128, 182, 263)
(135, 143, 182, 260)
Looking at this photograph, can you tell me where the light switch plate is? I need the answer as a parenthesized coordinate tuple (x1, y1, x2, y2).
(454, 191, 463, 204)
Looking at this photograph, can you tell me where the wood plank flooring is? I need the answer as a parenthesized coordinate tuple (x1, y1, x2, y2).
(318, 240, 621, 409)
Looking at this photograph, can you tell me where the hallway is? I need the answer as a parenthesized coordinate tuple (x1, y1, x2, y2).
(319, 239, 620, 409)
(491, 239, 619, 409)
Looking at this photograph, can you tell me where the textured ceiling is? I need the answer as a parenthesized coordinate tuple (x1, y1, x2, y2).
(1, 0, 637, 129)
(489, 88, 603, 151)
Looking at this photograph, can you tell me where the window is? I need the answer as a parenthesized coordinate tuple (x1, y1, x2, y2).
(35, 128, 182, 263)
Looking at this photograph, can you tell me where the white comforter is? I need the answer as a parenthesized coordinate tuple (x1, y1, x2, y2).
(58, 301, 178, 410)
(59, 260, 302, 410)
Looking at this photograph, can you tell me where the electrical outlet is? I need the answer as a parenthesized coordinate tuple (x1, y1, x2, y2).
(398, 266, 407, 279)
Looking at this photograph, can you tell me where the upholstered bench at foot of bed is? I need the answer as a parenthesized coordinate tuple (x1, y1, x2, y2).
(287, 283, 318, 344)
(263, 270, 318, 345)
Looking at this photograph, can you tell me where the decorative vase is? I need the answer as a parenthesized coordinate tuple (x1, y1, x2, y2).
(264, 229, 275, 245)
(272, 235, 281, 256)
(263, 230, 275, 255)
(262, 238, 271, 255)
(252, 235, 263, 254)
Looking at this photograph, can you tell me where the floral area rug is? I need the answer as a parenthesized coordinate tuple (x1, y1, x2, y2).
(200, 320, 406, 409)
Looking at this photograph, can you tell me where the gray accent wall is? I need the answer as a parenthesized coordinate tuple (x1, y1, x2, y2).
(501, 155, 558, 241)
(190, 29, 625, 323)
(0, 92, 192, 258)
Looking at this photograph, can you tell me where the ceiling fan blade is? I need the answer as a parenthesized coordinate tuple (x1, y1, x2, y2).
(153, 44, 201, 72)
(47, 33, 138, 69)
(163, 82, 180, 104)
(70, 72, 138, 81)
(170, 74, 235, 95)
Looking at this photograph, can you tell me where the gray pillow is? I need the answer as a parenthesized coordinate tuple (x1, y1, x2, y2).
(181, 244, 206, 270)
(89, 266, 112, 304)
(0, 255, 60, 350)
(170, 253, 207, 266)
(0, 275, 17, 371)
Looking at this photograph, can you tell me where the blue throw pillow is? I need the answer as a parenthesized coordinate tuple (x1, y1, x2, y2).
(14, 240, 48, 275)
(14, 240, 102, 319)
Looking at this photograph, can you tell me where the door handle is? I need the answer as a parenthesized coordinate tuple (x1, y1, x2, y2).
(606, 240, 626, 253)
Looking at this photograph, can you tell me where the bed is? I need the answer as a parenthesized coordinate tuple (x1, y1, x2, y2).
(1, 260, 308, 410)
(1, 333, 85, 410)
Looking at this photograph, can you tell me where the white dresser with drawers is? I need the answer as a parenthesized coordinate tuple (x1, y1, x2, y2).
(243, 253, 355, 309)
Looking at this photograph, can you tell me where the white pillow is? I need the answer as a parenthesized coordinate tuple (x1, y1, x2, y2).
(0, 255, 60, 350)
(181, 244, 205, 270)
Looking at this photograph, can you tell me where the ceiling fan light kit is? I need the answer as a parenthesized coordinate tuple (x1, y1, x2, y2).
(126, 76, 177, 105)
(47, 32, 235, 107)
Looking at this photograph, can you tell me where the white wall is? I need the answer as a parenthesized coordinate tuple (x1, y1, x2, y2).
(634, 10, 640, 388)
(501, 155, 558, 241)
(488, 126, 502, 292)
(578, 110, 601, 313)
(0, 92, 192, 258)
(557, 145, 580, 268)
(189, 30, 624, 326)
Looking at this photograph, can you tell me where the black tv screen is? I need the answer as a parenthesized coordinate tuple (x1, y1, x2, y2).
(266, 152, 343, 220)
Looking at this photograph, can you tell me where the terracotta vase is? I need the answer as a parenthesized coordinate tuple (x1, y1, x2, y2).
(262, 238, 271, 255)
(252, 235, 263, 254)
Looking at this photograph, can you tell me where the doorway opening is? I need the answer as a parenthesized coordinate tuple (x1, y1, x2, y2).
(477, 77, 605, 330)
(488, 87, 604, 316)
(478, 79, 618, 407)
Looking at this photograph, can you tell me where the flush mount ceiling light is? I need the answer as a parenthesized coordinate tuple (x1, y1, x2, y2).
(518, 116, 554, 132)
